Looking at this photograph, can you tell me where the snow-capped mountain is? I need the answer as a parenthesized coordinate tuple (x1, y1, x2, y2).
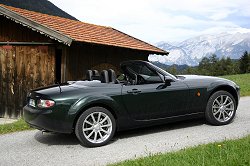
(150, 32, 250, 66)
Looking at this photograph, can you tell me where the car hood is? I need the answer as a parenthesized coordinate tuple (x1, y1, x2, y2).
(176, 74, 238, 88)
(177, 75, 220, 80)
(177, 75, 236, 82)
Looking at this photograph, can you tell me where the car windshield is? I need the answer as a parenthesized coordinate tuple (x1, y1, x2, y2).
(149, 63, 177, 79)
(120, 61, 178, 85)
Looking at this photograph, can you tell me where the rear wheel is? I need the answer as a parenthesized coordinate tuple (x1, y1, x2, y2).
(75, 107, 116, 147)
(205, 90, 236, 125)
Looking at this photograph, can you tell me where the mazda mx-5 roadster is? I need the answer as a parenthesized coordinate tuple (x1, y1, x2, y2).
(23, 60, 240, 147)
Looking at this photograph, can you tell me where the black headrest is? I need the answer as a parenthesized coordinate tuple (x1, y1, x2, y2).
(86, 70, 93, 81)
(92, 70, 99, 76)
(92, 70, 100, 80)
(108, 69, 116, 83)
(100, 70, 109, 83)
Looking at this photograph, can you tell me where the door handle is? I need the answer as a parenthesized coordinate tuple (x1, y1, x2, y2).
(127, 89, 141, 94)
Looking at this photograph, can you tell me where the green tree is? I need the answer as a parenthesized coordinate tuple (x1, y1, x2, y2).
(226, 57, 237, 74)
(199, 57, 210, 67)
(184, 66, 199, 75)
(198, 54, 219, 76)
(196, 54, 238, 76)
(166, 52, 246, 76)
(247, 53, 250, 73)
(210, 54, 220, 76)
(239, 51, 249, 73)
(232, 60, 240, 74)
(167, 66, 177, 75)
(209, 54, 219, 64)
(219, 57, 235, 75)
(198, 57, 211, 75)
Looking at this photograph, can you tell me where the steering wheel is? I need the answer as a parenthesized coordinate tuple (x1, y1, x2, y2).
(137, 74, 145, 85)
(127, 73, 137, 85)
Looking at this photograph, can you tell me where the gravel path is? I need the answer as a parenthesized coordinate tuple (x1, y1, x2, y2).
(1, 97, 250, 166)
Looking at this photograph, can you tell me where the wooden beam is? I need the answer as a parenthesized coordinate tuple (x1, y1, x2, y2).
(0, 42, 55, 45)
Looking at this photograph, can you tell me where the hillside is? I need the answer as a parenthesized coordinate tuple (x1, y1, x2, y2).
(151, 61, 189, 72)
(150, 32, 250, 66)
(0, 0, 77, 20)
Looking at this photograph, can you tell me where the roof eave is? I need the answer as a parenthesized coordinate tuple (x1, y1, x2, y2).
(148, 50, 169, 56)
(74, 40, 169, 55)
(0, 5, 72, 46)
(152, 52, 169, 56)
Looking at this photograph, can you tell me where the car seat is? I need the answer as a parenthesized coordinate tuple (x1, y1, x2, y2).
(86, 70, 93, 81)
(92, 70, 100, 80)
(108, 69, 117, 83)
(100, 70, 109, 83)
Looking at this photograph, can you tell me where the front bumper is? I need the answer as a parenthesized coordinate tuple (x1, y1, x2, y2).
(23, 105, 73, 133)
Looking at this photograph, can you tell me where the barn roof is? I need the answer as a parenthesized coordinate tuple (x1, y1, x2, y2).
(0, 4, 168, 55)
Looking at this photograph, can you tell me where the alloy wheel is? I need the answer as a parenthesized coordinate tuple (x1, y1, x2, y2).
(82, 112, 112, 144)
(212, 95, 235, 123)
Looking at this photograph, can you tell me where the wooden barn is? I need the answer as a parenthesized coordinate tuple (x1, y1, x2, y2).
(0, 4, 168, 118)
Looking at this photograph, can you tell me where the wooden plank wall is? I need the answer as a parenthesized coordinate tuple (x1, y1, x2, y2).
(0, 45, 55, 118)
(0, 16, 52, 42)
(65, 43, 149, 81)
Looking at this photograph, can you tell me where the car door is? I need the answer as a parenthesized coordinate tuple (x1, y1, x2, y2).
(122, 81, 189, 121)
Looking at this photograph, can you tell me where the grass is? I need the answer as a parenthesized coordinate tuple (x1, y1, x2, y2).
(111, 135, 250, 166)
(221, 73, 250, 96)
(0, 118, 32, 135)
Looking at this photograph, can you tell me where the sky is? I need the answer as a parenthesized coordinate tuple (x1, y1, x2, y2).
(49, 0, 250, 44)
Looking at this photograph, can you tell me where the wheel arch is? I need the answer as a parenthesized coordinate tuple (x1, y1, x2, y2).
(72, 102, 118, 132)
(208, 85, 239, 107)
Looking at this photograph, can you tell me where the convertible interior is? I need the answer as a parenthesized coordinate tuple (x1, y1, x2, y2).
(85, 61, 166, 85)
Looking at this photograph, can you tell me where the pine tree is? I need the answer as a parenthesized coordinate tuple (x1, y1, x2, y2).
(224, 57, 234, 75)
(209, 54, 219, 76)
(239, 51, 249, 73)
(198, 57, 210, 75)
(210, 54, 218, 64)
(247, 53, 250, 73)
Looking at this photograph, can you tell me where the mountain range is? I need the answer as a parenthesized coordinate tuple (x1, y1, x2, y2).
(150, 32, 250, 66)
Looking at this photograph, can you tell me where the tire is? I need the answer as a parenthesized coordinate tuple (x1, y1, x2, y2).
(205, 90, 236, 125)
(75, 107, 116, 147)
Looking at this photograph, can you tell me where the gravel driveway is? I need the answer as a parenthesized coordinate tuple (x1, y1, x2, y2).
(1, 96, 250, 166)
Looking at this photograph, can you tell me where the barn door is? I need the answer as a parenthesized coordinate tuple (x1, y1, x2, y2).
(0, 45, 55, 118)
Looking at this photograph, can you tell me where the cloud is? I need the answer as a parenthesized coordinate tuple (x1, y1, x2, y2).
(49, 0, 250, 43)
(208, 9, 237, 21)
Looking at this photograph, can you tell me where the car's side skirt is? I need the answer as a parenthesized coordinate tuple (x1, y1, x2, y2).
(117, 112, 204, 131)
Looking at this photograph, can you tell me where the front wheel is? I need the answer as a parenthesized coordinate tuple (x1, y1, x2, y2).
(75, 107, 116, 147)
(205, 90, 236, 125)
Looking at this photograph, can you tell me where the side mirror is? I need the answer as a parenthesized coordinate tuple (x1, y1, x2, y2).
(164, 76, 173, 86)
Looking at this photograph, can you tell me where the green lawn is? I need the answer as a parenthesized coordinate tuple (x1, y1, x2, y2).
(221, 73, 250, 96)
(111, 135, 250, 166)
(0, 118, 32, 135)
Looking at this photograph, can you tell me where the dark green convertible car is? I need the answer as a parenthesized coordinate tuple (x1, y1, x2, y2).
(23, 60, 240, 147)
